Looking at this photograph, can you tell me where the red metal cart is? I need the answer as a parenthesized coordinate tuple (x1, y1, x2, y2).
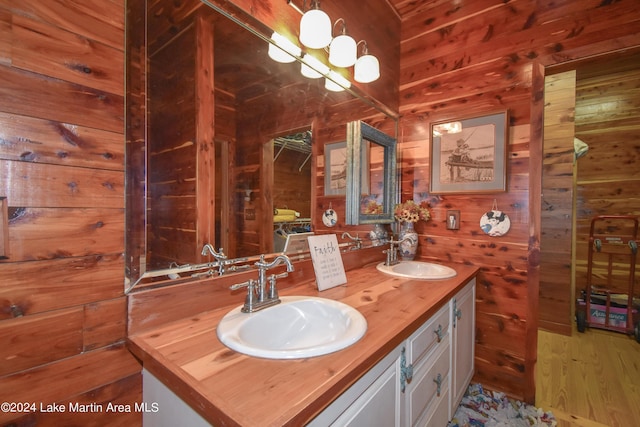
(576, 215, 640, 342)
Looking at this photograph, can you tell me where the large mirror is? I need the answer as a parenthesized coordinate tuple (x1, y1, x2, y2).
(125, 0, 397, 290)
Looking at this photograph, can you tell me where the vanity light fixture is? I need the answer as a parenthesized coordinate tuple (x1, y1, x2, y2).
(354, 40, 380, 83)
(268, 31, 302, 63)
(299, 0, 332, 49)
(328, 18, 356, 68)
(282, 0, 382, 89)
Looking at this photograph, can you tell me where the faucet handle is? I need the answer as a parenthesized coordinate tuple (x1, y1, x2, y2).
(231, 279, 258, 313)
(230, 279, 255, 291)
(267, 272, 288, 300)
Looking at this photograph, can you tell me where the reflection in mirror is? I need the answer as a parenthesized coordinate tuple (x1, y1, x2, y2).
(345, 121, 397, 225)
(138, 2, 338, 274)
(125, 0, 397, 291)
(272, 130, 312, 253)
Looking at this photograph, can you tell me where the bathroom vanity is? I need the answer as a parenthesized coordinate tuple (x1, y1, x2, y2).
(127, 262, 477, 426)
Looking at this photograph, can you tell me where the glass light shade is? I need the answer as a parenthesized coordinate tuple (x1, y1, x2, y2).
(354, 54, 380, 83)
(301, 54, 329, 79)
(325, 70, 351, 92)
(324, 78, 344, 92)
(329, 34, 357, 67)
(268, 32, 301, 63)
(299, 9, 332, 49)
(301, 63, 322, 79)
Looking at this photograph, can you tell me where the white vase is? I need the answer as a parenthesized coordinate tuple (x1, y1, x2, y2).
(398, 222, 418, 261)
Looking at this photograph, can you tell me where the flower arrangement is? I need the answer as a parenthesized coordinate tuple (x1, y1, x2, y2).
(364, 200, 383, 215)
(394, 200, 431, 223)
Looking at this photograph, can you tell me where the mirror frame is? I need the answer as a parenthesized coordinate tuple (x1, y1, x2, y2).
(345, 121, 397, 225)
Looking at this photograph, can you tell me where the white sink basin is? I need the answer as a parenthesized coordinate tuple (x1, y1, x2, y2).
(376, 261, 457, 280)
(217, 296, 367, 359)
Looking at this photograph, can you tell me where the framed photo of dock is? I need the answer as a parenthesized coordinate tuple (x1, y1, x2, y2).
(429, 110, 508, 194)
(324, 141, 369, 196)
(325, 141, 348, 195)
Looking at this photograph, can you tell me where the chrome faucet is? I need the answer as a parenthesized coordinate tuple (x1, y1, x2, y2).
(384, 236, 411, 266)
(201, 243, 225, 258)
(230, 254, 294, 313)
(201, 244, 228, 276)
(341, 232, 362, 250)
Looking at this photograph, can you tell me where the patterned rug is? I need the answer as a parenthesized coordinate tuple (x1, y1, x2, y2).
(448, 384, 557, 427)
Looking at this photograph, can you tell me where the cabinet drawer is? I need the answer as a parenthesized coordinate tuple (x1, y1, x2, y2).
(406, 337, 450, 427)
(416, 387, 450, 427)
(407, 302, 450, 364)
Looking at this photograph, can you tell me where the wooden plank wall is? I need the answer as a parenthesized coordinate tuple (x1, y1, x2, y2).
(0, 0, 141, 425)
(2, 0, 636, 424)
(574, 61, 640, 299)
(539, 71, 576, 335)
(397, 0, 640, 402)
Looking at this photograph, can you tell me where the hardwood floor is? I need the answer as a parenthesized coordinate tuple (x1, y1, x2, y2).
(536, 326, 640, 427)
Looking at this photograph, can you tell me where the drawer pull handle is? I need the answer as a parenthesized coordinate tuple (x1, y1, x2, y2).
(400, 347, 413, 393)
(433, 373, 442, 397)
(434, 324, 444, 342)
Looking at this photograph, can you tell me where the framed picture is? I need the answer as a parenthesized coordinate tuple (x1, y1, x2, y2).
(430, 110, 508, 194)
(324, 141, 369, 196)
(325, 141, 348, 195)
(446, 209, 460, 230)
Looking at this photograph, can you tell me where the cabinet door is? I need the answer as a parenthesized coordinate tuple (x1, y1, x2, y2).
(450, 279, 476, 416)
(330, 357, 401, 427)
(143, 369, 211, 427)
(309, 344, 402, 427)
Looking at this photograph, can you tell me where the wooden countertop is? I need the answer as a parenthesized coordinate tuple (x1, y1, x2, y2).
(127, 262, 478, 426)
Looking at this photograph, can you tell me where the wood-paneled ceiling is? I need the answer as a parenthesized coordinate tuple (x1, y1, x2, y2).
(387, 0, 639, 78)
(386, 0, 436, 20)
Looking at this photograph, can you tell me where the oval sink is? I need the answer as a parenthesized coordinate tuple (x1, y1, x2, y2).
(376, 261, 457, 280)
(217, 296, 367, 359)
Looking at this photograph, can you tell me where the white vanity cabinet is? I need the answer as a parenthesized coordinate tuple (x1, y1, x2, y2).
(139, 278, 476, 427)
(312, 278, 476, 427)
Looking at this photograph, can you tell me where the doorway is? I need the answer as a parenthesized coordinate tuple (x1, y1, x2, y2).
(538, 48, 640, 335)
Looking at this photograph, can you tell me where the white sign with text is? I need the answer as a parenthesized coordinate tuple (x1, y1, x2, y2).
(307, 234, 347, 291)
